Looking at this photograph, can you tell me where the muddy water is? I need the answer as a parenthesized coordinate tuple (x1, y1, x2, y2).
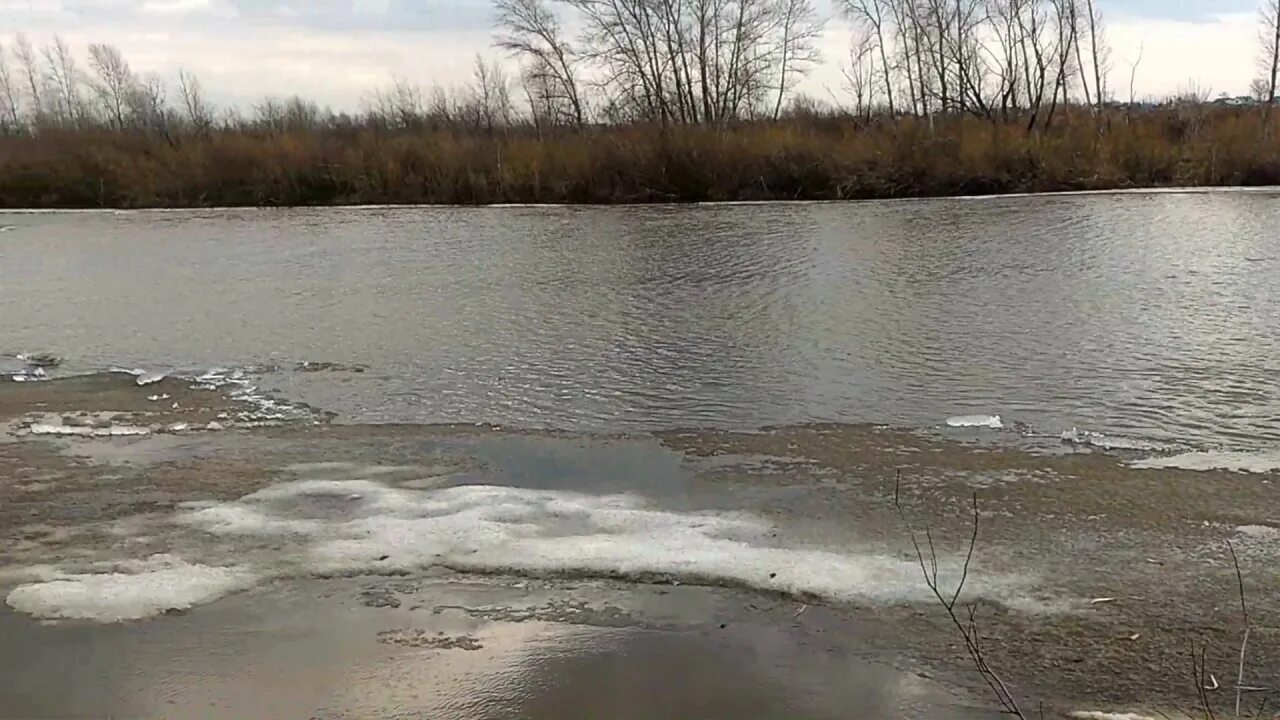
(0, 376, 1017, 719)
(2, 375, 1280, 717)
(0, 580, 997, 720)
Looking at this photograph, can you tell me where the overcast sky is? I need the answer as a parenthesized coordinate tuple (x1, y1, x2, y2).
(0, 0, 1267, 111)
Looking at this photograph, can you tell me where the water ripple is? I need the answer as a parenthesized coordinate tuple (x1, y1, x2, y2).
(2, 194, 1279, 450)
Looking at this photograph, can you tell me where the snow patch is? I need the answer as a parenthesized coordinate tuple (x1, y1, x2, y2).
(1236, 524, 1280, 541)
(1131, 450, 1280, 474)
(3, 429, 1069, 626)
(1070, 707, 1162, 712)
(946, 414, 1004, 429)
(190, 366, 314, 424)
(7, 476, 1044, 623)
(5, 555, 256, 622)
(29, 422, 151, 438)
(176, 480, 1036, 608)
(1060, 428, 1168, 452)
(10, 367, 47, 382)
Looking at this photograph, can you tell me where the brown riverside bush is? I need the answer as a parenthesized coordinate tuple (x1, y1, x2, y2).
(0, 107, 1278, 208)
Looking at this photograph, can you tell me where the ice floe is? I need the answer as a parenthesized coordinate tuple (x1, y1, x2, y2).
(946, 414, 1004, 429)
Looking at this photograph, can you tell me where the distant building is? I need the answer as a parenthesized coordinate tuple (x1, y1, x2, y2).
(1212, 95, 1257, 107)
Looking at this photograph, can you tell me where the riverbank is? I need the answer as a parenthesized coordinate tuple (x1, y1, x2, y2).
(2, 373, 1278, 718)
(2, 109, 1278, 208)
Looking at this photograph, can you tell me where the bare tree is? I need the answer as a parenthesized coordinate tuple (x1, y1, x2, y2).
(1040, 0, 1079, 129)
(988, 0, 1026, 116)
(1014, 0, 1058, 131)
(1067, 0, 1091, 110)
(1124, 41, 1142, 124)
(366, 78, 426, 129)
(178, 69, 215, 133)
(284, 96, 323, 130)
(564, 0, 801, 123)
(520, 60, 552, 134)
(843, 0, 896, 114)
(88, 44, 136, 129)
(129, 75, 172, 134)
(0, 42, 22, 132)
(494, 0, 587, 125)
(14, 34, 43, 123)
(565, 0, 679, 122)
(1174, 79, 1213, 105)
(1083, 0, 1108, 111)
(842, 26, 879, 120)
(427, 84, 454, 125)
(1260, 0, 1280, 125)
(468, 55, 515, 131)
(253, 96, 287, 132)
(886, 0, 920, 115)
(42, 36, 87, 126)
(771, 0, 824, 118)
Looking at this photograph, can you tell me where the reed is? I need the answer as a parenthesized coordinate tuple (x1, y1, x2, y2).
(1, 106, 1276, 208)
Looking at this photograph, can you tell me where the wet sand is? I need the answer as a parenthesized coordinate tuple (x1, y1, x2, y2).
(2, 375, 1279, 718)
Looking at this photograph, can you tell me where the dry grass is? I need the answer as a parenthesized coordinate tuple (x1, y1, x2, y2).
(1, 107, 1278, 208)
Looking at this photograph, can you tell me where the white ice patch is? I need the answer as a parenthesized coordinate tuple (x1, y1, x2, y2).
(191, 366, 313, 424)
(1059, 428, 1168, 452)
(10, 367, 47, 382)
(177, 480, 1032, 607)
(6, 555, 255, 622)
(29, 422, 151, 437)
(1131, 450, 1280, 474)
(1236, 524, 1280, 541)
(136, 371, 167, 386)
(946, 414, 1004, 429)
(7, 477, 1042, 623)
(1070, 707, 1162, 712)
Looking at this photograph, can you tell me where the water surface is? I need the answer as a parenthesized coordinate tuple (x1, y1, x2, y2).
(2, 191, 1277, 450)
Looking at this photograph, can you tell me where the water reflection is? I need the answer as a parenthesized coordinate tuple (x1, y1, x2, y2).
(0, 595, 995, 720)
(492, 625, 993, 720)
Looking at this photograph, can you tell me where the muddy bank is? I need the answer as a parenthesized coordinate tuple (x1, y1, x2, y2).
(1, 375, 1278, 718)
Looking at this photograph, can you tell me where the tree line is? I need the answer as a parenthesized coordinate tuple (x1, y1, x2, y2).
(0, 0, 1277, 136)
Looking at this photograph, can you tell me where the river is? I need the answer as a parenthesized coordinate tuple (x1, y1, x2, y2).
(3, 189, 1279, 454)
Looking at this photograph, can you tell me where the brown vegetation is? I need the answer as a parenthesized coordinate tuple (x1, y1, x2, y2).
(0, 107, 1277, 209)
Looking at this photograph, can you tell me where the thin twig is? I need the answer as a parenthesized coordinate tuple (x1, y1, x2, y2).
(896, 472, 934, 590)
(894, 471, 1024, 719)
(925, 525, 939, 588)
(1194, 642, 1218, 720)
(1227, 540, 1249, 718)
(950, 492, 979, 610)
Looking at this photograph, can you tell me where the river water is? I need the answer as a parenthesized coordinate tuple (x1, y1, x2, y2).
(4, 191, 1278, 452)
